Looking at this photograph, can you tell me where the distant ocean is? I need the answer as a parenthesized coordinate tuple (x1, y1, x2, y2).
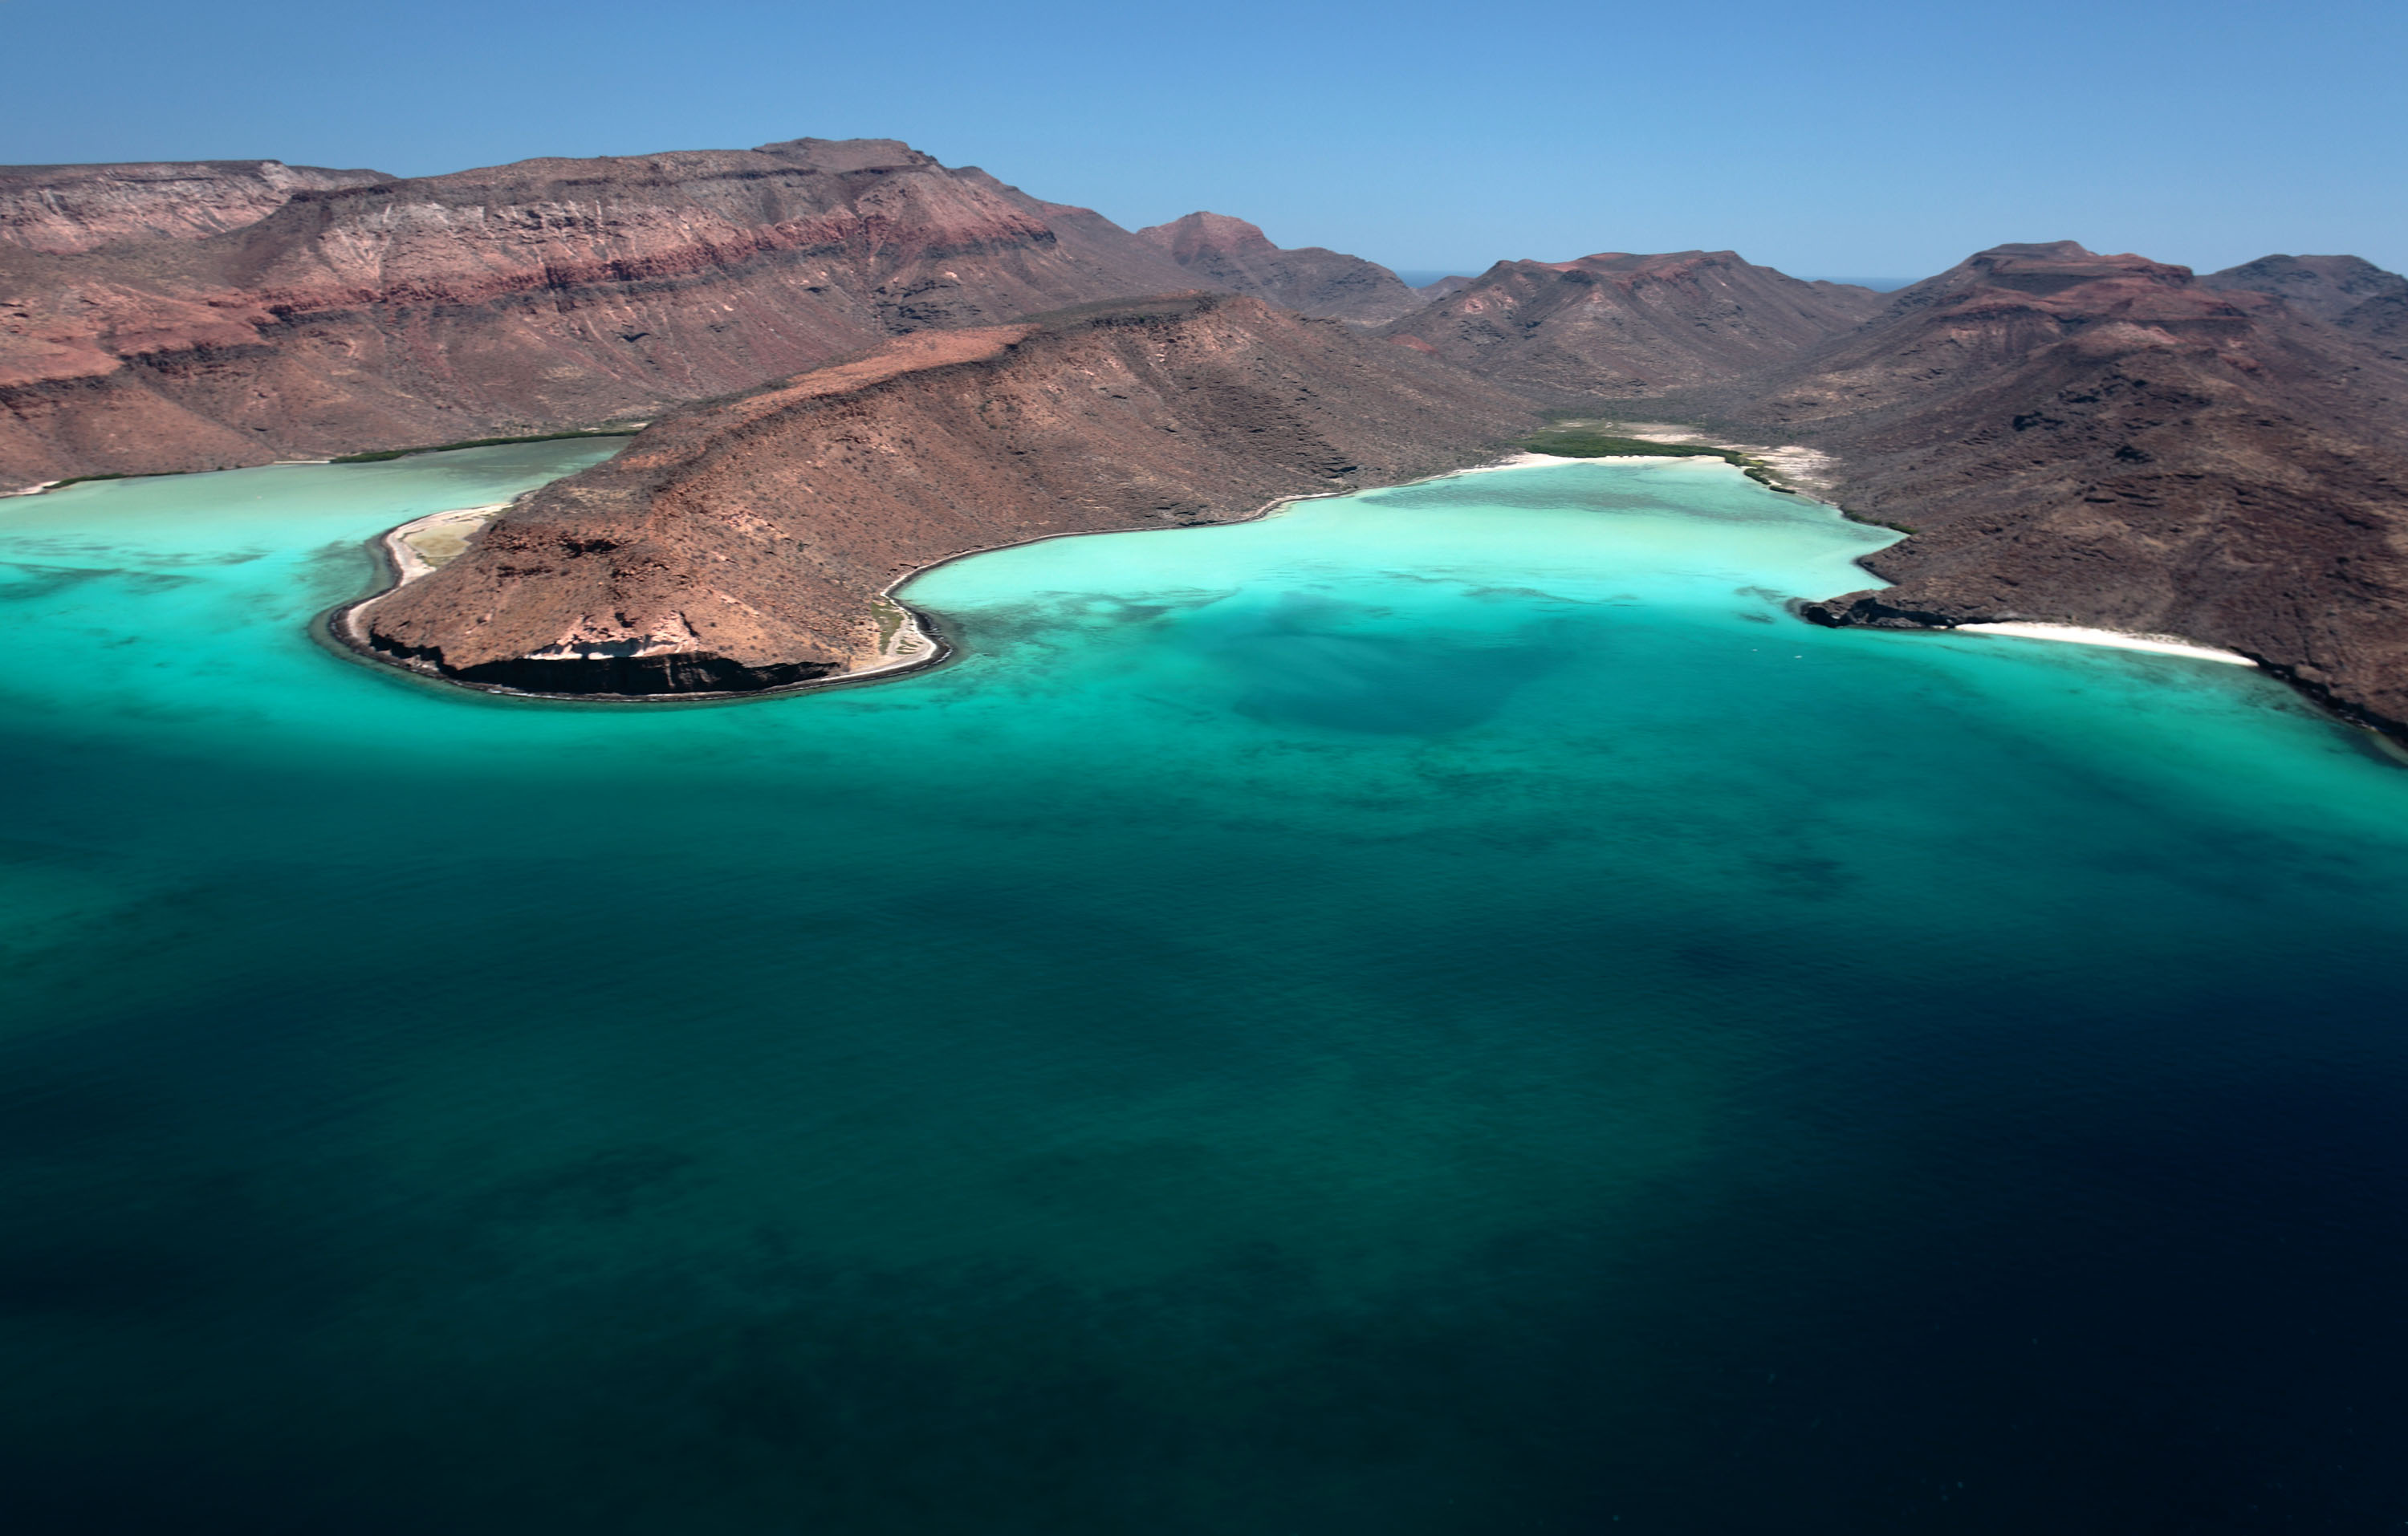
(4, 448, 2406, 1533)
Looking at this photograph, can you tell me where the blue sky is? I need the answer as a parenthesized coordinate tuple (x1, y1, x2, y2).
(7, 0, 2402, 281)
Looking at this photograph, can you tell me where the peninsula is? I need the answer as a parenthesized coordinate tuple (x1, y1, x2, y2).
(348, 294, 1537, 694)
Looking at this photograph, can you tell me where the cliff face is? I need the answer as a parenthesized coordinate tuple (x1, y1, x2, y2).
(1135, 212, 1422, 323)
(352, 294, 1540, 696)
(1696, 243, 2408, 735)
(1378, 251, 1885, 402)
(0, 160, 394, 253)
(0, 139, 1210, 489)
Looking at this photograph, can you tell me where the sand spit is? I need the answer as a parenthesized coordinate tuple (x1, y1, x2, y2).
(1950, 622, 2258, 667)
(340, 502, 510, 648)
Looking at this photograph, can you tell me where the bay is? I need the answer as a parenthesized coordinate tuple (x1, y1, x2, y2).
(3, 445, 2405, 1533)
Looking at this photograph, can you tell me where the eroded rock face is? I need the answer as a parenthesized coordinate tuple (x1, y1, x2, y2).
(1377, 251, 1886, 401)
(1682, 242, 2408, 736)
(353, 294, 1540, 695)
(0, 160, 394, 253)
(1135, 212, 1422, 323)
(0, 139, 1207, 488)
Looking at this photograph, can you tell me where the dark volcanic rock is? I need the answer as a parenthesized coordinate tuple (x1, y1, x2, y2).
(354, 294, 1540, 695)
(0, 140, 1209, 489)
(1379, 251, 1885, 403)
(1688, 242, 2408, 737)
(1136, 212, 1422, 323)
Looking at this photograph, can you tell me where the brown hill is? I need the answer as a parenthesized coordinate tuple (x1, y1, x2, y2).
(1680, 242, 2408, 736)
(1134, 212, 1421, 322)
(2199, 253, 2408, 323)
(0, 139, 1210, 490)
(348, 293, 1540, 696)
(1378, 251, 1885, 401)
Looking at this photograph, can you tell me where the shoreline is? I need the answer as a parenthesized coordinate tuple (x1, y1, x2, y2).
(318, 473, 1382, 706)
(325, 440, 1810, 704)
(315, 453, 2398, 753)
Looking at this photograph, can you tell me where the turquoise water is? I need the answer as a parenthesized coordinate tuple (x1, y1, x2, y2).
(5, 446, 2407, 1533)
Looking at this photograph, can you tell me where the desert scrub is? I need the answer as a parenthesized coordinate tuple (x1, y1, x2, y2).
(1523, 429, 1800, 492)
(332, 428, 635, 464)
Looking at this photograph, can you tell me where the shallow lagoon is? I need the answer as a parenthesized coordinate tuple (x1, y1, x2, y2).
(4, 447, 2406, 1533)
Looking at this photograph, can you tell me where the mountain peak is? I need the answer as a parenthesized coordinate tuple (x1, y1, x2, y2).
(1135, 211, 1280, 262)
(2201, 253, 2408, 322)
(1133, 212, 1417, 322)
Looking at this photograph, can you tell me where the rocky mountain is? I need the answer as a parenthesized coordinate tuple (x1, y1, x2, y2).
(2202, 253, 2408, 359)
(2200, 253, 2408, 322)
(0, 139, 1214, 490)
(1671, 242, 2408, 737)
(349, 293, 1539, 695)
(1134, 212, 1422, 323)
(1378, 251, 1885, 402)
(0, 160, 394, 253)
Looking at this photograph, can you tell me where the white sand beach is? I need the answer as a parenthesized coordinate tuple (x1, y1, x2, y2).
(1951, 622, 2257, 667)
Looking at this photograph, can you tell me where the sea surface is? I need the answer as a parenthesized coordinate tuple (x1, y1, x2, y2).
(4, 445, 2406, 1533)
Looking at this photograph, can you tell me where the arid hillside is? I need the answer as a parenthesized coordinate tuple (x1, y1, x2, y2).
(1379, 251, 1885, 401)
(1670, 242, 2408, 735)
(353, 294, 1540, 695)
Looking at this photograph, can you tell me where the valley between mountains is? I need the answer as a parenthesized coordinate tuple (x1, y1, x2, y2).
(6, 137, 2407, 738)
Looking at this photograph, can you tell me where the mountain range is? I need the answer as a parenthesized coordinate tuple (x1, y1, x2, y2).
(6, 136, 2406, 739)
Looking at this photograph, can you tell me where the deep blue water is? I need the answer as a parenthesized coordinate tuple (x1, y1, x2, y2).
(2, 445, 2406, 1533)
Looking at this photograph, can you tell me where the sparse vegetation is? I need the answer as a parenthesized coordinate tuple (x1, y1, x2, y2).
(46, 471, 148, 489)
(1523, 428, 1800, 493)
(331, 428, 636, 464)
(1525, 429, 1732, 461)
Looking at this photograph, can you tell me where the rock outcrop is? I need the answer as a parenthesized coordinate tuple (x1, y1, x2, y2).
(0, 140, 1210, 489)
(351, 294, 1540, 695)
(1135, 212, 1422, 323)
(1674, 242, 2408, 736)
(1379, 251, 1885, 402)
